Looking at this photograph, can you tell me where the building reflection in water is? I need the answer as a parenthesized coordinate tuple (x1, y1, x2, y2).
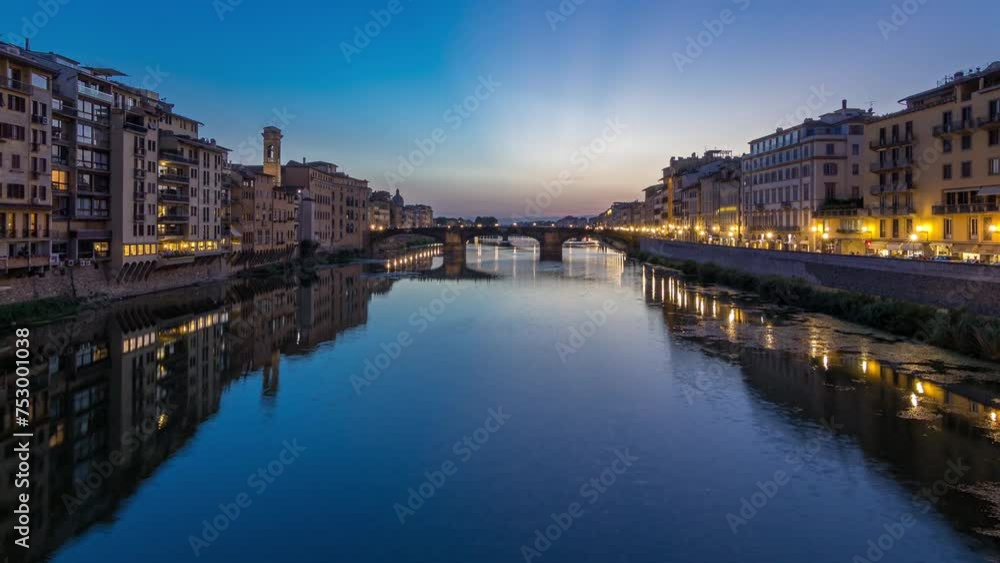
(0, 264, 393, 561)
(641, 263, 1000, 549)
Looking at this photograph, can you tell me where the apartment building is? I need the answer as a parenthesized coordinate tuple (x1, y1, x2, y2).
(600, 201, 643, 228)
(866, 62, 1000, 262)
(662, 150, 735, 238)
(227, 165, 298, 254)
(641, 184, 665, 228)
(0, 44, 54, 275)
(694, 160, 742, 243)
(401, 204, 433, 229)
(743, 102, 871, 252)
(369, 190, 392, 231)
(284, 155, 371, 251)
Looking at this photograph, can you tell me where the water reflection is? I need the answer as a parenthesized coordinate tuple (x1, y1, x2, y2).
(642, 262, 1000, 548)
(0, 265, 392, 562)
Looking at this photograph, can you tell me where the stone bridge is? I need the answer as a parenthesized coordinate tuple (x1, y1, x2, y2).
(369, 227, 637, 263)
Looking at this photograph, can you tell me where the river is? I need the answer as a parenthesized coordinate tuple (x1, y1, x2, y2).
(3, 245, 1000, 563)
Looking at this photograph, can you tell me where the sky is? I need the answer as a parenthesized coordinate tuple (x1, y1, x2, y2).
(6, 0, 1000, 218)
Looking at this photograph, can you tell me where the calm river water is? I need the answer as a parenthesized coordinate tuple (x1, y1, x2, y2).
(3, 245, 1000, 563)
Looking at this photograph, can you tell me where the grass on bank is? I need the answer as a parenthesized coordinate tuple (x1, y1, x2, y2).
(631, 251, 1000, 362)
(0, 296, 83, 327)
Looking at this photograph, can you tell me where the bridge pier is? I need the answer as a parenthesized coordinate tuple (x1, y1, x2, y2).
(539, 231, 564, 262)
(443, 230, 467, 271)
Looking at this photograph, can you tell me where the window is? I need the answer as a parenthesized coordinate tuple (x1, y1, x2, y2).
(6, 184, 25, 198)
(852, 164, 859, 176)
(987, 217, 995, 242)
(944, 218, 953, 240)
(961, 134, 972, 151)
(991, 130, 999, 147)
(826, 143, 835, 156)
(943, 164, 952, 179)
(852, 144, 860, 155)
(991, 158, 1000, 176)
(823, 163, 838, 176)
(970, 217, 979, 240)
(961, 161, 972, 178)
(825, 183, 836, 199)
(942, 139, 952, 153)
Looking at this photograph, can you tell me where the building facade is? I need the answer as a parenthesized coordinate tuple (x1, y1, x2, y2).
(284, 157, 371, 252)
(743, 102, 871, 253)
(865, 62, 1000, 262)
(0, 45, 55, 275)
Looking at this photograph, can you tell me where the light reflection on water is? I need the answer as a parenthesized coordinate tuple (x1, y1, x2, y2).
(3, 246, 1000, 563)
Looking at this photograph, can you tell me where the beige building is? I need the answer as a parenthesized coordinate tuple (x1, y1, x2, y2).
(0, 44, 55, 275)
(227, 164, 298, 254)
(285, 156, 371, 251)
(368, 190, 392, 231)
(865, 62, 1000, 262)
(401, 204, 433, 229)
(743, 102, 871, 253)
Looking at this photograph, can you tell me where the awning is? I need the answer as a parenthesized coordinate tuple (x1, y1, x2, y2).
(902, 242, 924, 252)
(978, 186, 1000, 197)
(229, 228, 242, 238)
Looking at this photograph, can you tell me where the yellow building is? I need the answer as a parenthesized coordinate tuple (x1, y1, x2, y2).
(866, 62, 1000, 262)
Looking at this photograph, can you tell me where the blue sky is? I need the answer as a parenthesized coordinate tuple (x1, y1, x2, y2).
(7, 0, 1000, 218)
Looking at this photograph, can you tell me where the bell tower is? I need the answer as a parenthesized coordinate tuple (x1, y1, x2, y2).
(262, 126, 283, 185)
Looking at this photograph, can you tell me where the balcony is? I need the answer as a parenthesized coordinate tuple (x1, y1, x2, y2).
(158, 212, 190, 223)
(0, 76, 31, 94)
(31, 115, 48, 125)
(77, 83, 114, 103)
(160, 150, 198, 166)
(134, 169, 146, 180)
(74, 210, 110, 219)
(869, 205, 915, 216)
(870, 181, 914, 195)
(77, 161, 111, 172)
(124, 121, 147, 134)
(135, 146, 147, 157)
(932, 120, 976, 137)
(813, 198, 865, 218)
(134, 190, 146, 201)
(870, 132, 915, 150)
(158, 225, 187, 238)
(77, 136, 111, 149)
(52, 103, 76, 116)
(870, 159, 912, 173)
(978, 115, 1000, 129)
(77, 183, 111, 196)
(932, 202, 1000, 215)
(158, 190, 189, 202)
(158, 173, 190, 185)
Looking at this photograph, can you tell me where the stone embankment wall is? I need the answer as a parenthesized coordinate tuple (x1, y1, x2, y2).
(0, 254, 292, 306)
(640, 238, 1000, 316)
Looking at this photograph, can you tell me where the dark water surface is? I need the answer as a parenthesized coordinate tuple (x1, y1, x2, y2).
(3, 246, 1000, 563)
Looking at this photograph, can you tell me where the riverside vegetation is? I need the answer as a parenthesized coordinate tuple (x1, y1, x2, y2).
(631, 251, 1000, 362)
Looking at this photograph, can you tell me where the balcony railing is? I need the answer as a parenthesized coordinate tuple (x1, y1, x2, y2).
(158, 173, 190, 184)
(77, 136, 111, 149)
(74, 210, 110, 219)
(52, 103, 77, 116)
(124, 121, 147, 134)
(932, 202, 1000, 215)
(77, 183, 111, 195)
(978, 115, 1000, 129)
(160, 150, 198, 165)
(870, 132, 915, 150)
(158, 213, 190, 223)
(870, 205, 916, 216)
(0, 76, 31, 94)
(31, 115, 48, 125)
(158, 191, 189, 202)
(870, 159, 912, 173)
(932, 120, 976, 136)
(77, 161, 111, 172)
(870, 182, 914, 195)
(134, 169, 146, 180)
(77, 83, 114, 103)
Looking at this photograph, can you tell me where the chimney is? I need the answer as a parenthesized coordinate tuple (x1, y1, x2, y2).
(24, 38, 30, 51)
(842, 99, 847, 111)
(302, 157, 306, 164)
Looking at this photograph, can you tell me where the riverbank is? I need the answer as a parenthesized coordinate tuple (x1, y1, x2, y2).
(630, 249, 1000, 362)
